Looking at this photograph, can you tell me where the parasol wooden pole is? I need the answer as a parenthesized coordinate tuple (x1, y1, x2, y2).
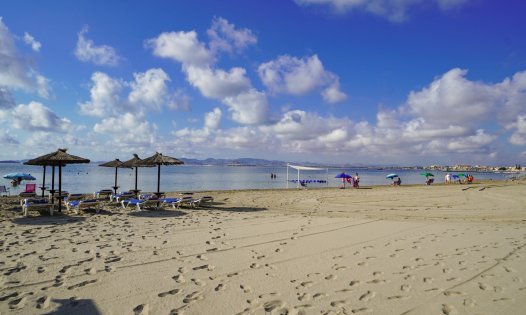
(113, 167, 118, 194)
(41, 165, 46, 198)
(157, 164, 161, 194)
(58, 162, 62, 212)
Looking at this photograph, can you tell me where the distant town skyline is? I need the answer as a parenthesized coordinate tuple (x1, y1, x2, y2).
(1, 0, 525, 165)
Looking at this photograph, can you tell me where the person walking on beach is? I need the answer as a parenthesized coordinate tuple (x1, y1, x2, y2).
(353, 173, 360, 188)
(445, 173, 451, 184)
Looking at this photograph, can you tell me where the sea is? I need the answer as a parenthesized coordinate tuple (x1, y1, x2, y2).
(0, 163, 512, 195)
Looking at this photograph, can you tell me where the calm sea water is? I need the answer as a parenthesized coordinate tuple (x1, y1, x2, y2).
(0, 163, 511, 194)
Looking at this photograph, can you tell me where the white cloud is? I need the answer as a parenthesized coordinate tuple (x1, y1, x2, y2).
(204, 107, 222, 130)
(223, 89, 269, 125)
(129, 68, 171, 110)
(185, 65, 251, 100)
(322, 81, 348, 103)
(173, 108, 222, 144)
(406, 68, 503, 127)
(295, 0, 472, 22)
(79, 72, 124, 117)
(147, 30, 214, 67)
(258, 54, 347, 103)
(80, 69, 188, 118)
(207, 17, 257, 54)
(9, 101, 71, 132)
(75, 27, 120, 66)
(93, 113, 158, 146)
(508, 115, 526, 146)
(0, 18, 51, 97)
(23, 32, 41, 52)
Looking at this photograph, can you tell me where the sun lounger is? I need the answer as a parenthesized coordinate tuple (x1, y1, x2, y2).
(163, 196, 194, 209)
(22, 198, 54, 217)
(62, 193, 84, 204)
(66, 199, 100, 214)
(193, 196, 214, 207)
(19, 191, 37, 199)
(121, 197, 161, 211)
(94, 189, 113, 199)
(110, 191, 135, 202)
(0, 185, 10, 196)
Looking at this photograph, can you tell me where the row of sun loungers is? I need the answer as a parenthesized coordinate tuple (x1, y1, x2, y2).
(21, 190, 214, 217)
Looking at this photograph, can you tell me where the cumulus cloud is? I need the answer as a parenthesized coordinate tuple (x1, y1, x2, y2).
(93, 113, 158, 146)
(0, 18, 51, 97)
(9, 101, 71, 132)
(185, 65, 251, 100)
(258, 55, 347, 103)
(23, 32, 41, 52)
(223, 89, 269, 125)
(75, 27, 120, 66)
(207, 17, 257, 54)
(79, 72, 124, 117)
(147, 30, 214, 67)
(508, 115, 526, 146)
(148, 18, 273, 124)
(406, 68, 504, 127)
(294, 0, 472, 22)
(129, 68, 171, 109)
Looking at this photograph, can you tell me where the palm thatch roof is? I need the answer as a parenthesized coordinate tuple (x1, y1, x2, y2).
(25, 148, 90, 165)
(140, 152, 184, 166)
(99, 158, 130, 168)
(121, 154, 154, 168)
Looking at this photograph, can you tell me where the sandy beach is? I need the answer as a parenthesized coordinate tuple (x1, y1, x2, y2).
(1, 180, 525, 314)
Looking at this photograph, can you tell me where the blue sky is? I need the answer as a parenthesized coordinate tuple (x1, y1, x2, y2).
(1, 0, 525, 165)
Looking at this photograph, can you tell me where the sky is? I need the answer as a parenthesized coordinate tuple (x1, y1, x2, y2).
(0, 0, 525, 166)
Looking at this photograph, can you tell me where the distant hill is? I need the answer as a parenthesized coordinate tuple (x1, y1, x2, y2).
(0, 160, 20, 163)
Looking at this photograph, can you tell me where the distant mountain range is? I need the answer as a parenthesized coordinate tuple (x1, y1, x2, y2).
(1, 158, 396, 168)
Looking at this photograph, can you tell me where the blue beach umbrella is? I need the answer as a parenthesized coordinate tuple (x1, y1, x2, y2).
(386, 173, 398, 179)
(335, 172, 351, 188)
(3, 172, 36, 181)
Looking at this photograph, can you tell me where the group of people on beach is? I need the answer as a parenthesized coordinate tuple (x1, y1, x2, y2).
(445, 173, 474, 184)
(340, 173, 360, 189)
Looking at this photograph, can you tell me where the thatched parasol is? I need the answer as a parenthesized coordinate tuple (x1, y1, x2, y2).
(121, 154, 154, 196)
(26, 149, 90, 212)
(99, 159, 131, 194)
(140, 152, 184, 197)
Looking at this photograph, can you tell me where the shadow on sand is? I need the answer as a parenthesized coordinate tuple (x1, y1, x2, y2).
(11, 214, 86, 226)
(127, 208, 187, 218)
(45, 298, 102, 315)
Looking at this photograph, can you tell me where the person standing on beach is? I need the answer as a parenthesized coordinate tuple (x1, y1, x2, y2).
(445, 173, 451, 184)
(353, 173, 360, 188)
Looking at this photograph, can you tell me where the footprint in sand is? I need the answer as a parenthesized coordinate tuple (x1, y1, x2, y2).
(36, 295, 50, 309)
(183, 291, 204, 304)
(215, 283, 225, 291)
(297, 293, 311, 301)
(67, 279, 98, 290)
(240, 285, 252, 293)
(133, 304, 149, 315)
(263, 300, 285, 313)
(8, 296, 27, 310)
(191, 278, 205, 286)
(330, 300, 347, 307)
(441, 303, 457, 315)
(325, 274, 337, 280)
(312, 292, 328, 300)
(172, 274, 185, 283)
(158, 289, 180, 297)
(401, 284, 411, 292)
(359, 290, 376, 302)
